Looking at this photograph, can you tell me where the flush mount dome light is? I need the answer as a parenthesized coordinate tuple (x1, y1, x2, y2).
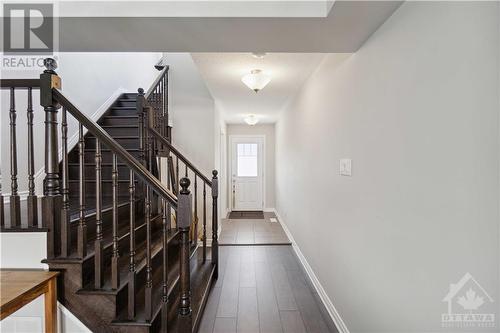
(241, 69, 271, 93)
(244, 114, 259, 126)
(251, 52, 267, 59)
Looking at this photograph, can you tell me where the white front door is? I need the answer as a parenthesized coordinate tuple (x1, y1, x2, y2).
(231, 136, 264, 211)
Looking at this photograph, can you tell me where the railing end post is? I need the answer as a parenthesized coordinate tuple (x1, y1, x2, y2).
(40, 57, 62, 258)
(178, 177, 193, 329)
(211, 170, 219, 279)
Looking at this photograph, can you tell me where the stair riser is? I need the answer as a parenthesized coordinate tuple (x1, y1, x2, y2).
(69, 201, 143, 247)
(121, 93, 138, 100)
(81, 217, 164, 288)
(101, 117, 138, 126)
(69, 182, 143, 198)
(69, 164, 133, 180)
(85, 137, 139, 150)
(115, 234, 181, 328)
(109, 108, 138, 117)
(103, 127, 140, 137)
(68, 150, 141, 164)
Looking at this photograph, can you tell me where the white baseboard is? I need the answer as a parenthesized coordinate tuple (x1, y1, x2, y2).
(274, 209, 350, 333)
(263, 207, 275, 213)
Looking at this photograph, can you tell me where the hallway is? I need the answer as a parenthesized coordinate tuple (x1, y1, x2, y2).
(219, 212, 290, 245)
(199, 246, 338, 333)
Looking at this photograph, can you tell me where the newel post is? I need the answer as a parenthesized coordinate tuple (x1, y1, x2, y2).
(178, 177, 193, 331)
(40, 58, 62, 258)
(137, 88, 146, 167)
(211, 170, 219, 279)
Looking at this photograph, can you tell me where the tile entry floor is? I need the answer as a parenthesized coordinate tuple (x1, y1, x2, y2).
(219, 212, 291, 245)
(199, 245, 339, 333)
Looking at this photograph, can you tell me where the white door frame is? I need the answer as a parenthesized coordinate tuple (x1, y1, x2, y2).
(229, 134, 266, 211)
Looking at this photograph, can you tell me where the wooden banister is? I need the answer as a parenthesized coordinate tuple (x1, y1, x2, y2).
(53, 89, 178, 208)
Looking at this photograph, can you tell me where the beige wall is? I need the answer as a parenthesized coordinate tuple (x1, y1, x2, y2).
(226, 124, 276, 211)
(276, 2, 499, 332)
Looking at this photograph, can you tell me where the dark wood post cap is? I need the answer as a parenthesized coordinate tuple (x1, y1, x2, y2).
(43, 58, 57, 74)
(180, 178, 190, 195)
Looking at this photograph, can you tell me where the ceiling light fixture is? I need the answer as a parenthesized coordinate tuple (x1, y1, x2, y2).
(241, 69, 271, 93)
(251, 52, 267, 59)
(244, 114, 259, 126)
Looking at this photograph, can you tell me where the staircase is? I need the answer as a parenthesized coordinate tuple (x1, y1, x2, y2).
(0, 58, 219, 332)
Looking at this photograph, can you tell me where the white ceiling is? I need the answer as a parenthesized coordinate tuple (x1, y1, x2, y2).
(59, 1, 335, 17)
(56, 2, 402, 52)
(192, 53, 326, 124)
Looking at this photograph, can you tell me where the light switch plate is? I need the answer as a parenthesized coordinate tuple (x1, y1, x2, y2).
(340, 158, 352, 176)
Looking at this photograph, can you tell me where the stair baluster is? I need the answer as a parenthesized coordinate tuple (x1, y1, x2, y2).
(26, 87, 38, 228)
(0, 186, 4, 228)
(137, 88, 145, 165)
(60, 107, 71, 257)
(94, 139, 104, 288)
(77, 124, 87, 258)
(144, 110, 153, 320)
(111, 153, 120, 289)
(176, 156, 180, 194)
(168, 155, 176, 195)
(178, 177, 193, 331)
(212, 170, 219, 278)
(128, 170, 136, 319)
(9, 87, 21, 228)
(203, 182, 207, 263)
(194, 175, 198, 247)
(161, 195, 169, 329)
(163, 72, 168, 141)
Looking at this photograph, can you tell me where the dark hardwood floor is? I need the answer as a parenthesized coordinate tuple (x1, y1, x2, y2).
(198, 246, 339, 333)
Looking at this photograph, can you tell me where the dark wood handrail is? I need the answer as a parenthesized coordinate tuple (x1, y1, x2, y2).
(148, 127, 212, 186)
(53, 88, 178, 208)
(1, 79, 40, 89)
(144, 66, 168, 100)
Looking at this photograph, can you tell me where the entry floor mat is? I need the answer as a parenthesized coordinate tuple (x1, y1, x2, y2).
(228, 211, 265, 219)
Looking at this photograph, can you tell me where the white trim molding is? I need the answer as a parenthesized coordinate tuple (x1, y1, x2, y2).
(273, 208, 350, 333)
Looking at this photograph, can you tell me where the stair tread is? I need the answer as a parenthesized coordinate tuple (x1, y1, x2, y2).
(67, 196, 134, 218)
(86, 135, 139, 139)
(78, 222, 180, 295)
(68, 179, 138, 183)
(103, 115, 138, 118)
(168, 248, 216, 332)
(112, 247, 214, 329)
(101, 125, 138, 128)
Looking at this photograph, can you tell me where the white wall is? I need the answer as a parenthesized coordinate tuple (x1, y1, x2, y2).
(214, 103, 228, 218)
(167, 53, 215, 177)
(227, 124, 276, 210)
(276, 2, 499, 332)
(165, 52, 219, 235)
(1, 52, 162, 196)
